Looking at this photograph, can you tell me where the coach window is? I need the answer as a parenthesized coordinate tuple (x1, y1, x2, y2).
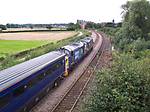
(28, 77, 38, 88)
(58, 61, 62, 68)
(37, 72, 45, 81)
(56, 63, 60, 69)
(46, 68, 52, 76)
(13, 85, 26, 97)
(0, 93, 11, 109)
(51, 64, 56, 72)
(52, 63, 61, 71)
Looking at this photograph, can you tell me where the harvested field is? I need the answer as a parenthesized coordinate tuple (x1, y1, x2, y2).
(0, 31, 77, 41)
(0, 31, 77, 58)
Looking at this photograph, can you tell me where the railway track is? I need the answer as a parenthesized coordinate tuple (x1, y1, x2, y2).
(31, 31, 104, 112)
(50, 32, 106, 112)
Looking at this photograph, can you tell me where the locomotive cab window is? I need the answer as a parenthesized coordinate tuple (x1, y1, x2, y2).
(71, 51, 74, 56)
(0, 93, 11, 109)
(64, 50, 70, 56)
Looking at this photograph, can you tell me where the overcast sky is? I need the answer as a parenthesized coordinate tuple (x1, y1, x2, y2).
(0, 0, 133, 24)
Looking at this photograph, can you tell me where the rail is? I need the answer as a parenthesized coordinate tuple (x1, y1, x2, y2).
(50, 32, 105, 112)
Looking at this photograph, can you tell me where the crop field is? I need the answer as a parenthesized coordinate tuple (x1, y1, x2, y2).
(0, 31, 77, 58)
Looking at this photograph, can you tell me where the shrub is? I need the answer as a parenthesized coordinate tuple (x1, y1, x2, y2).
(99, 27, 120, 37)
(82, 53, 150, 112)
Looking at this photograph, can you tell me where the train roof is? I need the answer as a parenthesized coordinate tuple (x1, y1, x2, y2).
(81, 37, 93, 43)
(0, 51, 65, 92)
(62, 42, 84, 52)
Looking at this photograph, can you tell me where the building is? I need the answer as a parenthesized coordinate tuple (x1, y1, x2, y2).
(77, 20, 88, 29)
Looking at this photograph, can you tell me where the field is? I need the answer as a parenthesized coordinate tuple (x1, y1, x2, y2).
(0, 31, 77, 58)
(0, 31, 76, 41)
(0, 40, 49, 57)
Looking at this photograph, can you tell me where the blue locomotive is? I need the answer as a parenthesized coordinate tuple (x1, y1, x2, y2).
(60, 42, 84, 72)
(0, 36, 94, 112)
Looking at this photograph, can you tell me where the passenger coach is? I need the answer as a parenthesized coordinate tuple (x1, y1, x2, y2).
(0, 51, 66, 112)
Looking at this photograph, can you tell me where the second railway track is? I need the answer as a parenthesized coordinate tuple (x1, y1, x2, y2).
(51, 32, 105, 112)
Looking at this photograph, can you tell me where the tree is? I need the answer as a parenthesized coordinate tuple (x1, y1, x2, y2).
(0, 24, 7, 30)
(46, 25, 53, 30)
(85, 22, 101, 29)
(124, 0, 150, 40)
(67, 23, 80, 31)
(83, 53, 150, 112)
(115, 0, 150, 50)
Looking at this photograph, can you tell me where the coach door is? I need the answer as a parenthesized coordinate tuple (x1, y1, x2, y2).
(64, 56, 69, 77)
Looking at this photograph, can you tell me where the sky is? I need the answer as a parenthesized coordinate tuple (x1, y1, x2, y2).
(0, 0, 130, 24)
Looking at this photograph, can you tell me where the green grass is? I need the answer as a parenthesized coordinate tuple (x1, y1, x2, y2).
(0, 40, 49, 58)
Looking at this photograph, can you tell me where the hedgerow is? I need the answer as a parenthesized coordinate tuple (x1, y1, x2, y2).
(82, 52, 150, 112)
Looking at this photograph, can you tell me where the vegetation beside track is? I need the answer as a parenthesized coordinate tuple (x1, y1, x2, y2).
(98, 27, 120, 37)
(0, 30, 91, 70)
(81, 0, 150, 111)
(82, 52, 150, 112)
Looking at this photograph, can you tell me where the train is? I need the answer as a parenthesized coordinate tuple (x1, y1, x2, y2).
(0, 36, 94, 112)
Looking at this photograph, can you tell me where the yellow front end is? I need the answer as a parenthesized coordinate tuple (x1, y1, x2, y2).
(64, 56, 69, 77)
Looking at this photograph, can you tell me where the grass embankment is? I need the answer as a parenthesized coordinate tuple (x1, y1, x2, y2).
(0, 30, 91, 70)
(0, 40, 49, 58)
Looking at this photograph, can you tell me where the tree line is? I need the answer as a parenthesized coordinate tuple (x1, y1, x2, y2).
(0, 23, 70, 31)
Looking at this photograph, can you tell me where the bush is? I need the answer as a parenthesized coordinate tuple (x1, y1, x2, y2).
(99, 27, 120, 37)
(114, 22, 143, 50)
(82, 53, 150, 112)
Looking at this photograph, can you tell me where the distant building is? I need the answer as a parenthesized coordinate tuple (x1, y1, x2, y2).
(77, 20, 88, 29)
